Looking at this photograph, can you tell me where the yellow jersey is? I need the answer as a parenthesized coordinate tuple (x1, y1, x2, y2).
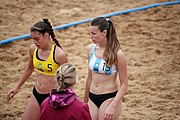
(33, 44, 60, 76)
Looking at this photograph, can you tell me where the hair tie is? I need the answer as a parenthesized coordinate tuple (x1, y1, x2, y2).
(106, 18, 110, 23)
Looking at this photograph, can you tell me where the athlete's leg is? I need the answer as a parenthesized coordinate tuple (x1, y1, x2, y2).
(98, 98, 122, 120)
(22, 94, 40, 120)
(88, 99, 99, 120)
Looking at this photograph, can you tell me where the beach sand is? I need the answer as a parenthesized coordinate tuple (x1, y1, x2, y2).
(0, 0, 180, 119)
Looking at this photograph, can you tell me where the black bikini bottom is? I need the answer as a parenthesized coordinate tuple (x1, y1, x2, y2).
(89, 91, 117, 108)
(33, 87, 49, 105)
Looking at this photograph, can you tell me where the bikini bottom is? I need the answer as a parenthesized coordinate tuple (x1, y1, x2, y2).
(33, 87, 49, 105)
(89, 91, 117, 108)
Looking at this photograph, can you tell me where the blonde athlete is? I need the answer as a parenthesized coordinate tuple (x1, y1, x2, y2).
(40, 63, 92, 120)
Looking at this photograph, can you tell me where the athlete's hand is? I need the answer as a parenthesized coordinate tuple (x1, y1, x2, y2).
(102, 105, 115, 120)
(6, 88, 19, 101)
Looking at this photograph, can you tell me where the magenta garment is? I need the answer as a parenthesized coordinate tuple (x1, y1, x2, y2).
(49, 88, 76, 109)
(40, 88, 92, 120)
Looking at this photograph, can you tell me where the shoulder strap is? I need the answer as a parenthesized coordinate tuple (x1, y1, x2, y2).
(51, 44, 58, 64)
(91, 44, 97, 53)
(89, 44, 97, 60)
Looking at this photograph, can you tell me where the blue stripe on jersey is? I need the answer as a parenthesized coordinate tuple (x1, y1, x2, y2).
(90, 46, 96, 60)
(90, 53, 93, 60)
(93, 58, 101, 73)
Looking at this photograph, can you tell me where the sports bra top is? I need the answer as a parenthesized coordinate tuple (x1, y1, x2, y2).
(89, 45, 118, 75)
(33, 44, 60, 76)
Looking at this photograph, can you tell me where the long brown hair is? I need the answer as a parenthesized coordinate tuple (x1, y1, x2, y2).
(30, 19, 62, 48)
(90, 17, 120, 67)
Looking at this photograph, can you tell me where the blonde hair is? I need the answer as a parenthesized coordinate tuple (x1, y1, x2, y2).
(56, 63, 76, 91)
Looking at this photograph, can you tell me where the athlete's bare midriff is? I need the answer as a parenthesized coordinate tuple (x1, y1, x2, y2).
(90, 72, 118, 94)
(35, 72, 57, 94)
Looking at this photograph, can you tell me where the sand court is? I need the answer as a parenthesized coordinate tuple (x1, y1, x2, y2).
(0, 0, 180, 119)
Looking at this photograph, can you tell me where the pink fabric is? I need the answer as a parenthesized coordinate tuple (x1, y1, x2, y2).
(40, 88, 92, 120)
(49, 88, 76, 109)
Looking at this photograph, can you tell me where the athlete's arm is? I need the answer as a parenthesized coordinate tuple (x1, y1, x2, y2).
(102, 49, 128, 119)
(6, 44, 35, 101)
(83, 44, 93, 103)
(55, 46, 68, 65)
(110, 49, 128, 106)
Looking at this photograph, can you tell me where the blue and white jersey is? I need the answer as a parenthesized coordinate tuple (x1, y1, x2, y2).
(89, 45, 118, 75)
